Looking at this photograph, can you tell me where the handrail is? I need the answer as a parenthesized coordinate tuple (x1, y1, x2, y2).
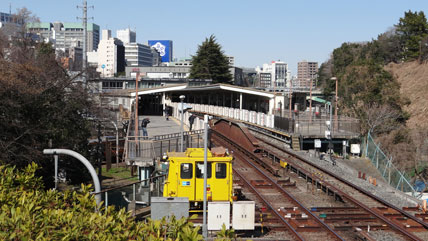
(93, 174, 166, 195)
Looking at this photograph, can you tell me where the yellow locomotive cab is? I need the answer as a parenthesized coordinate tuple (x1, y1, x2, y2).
(163, 147, 234, 207)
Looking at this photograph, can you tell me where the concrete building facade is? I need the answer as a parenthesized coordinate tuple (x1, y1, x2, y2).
(125, 66, 191, 79)
(124, 43, 155, 67)
(256, 61, 290, 88)
(96, 30, 125, 77)
(116, 28, 136, 44)
(27, 22, 100, 52)
(297, 61, 318, 88)
(227, 56, 235, 66)
(116, 28, 157, 67)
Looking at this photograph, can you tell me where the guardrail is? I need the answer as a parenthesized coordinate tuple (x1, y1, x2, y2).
(168, 102, 359, 137)
(94, 174, 166, 210)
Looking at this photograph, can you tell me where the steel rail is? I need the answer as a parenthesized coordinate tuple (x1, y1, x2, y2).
(253, 128, 428, 229)
(233, 169, 305, 241)
(212, 130, 345, 241)
(252, 132, 425, 240)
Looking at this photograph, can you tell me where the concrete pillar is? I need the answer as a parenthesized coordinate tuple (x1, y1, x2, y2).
(239, 93, 243, 110)
(268, 98, 275, 115)
(162, 93, 166, 115)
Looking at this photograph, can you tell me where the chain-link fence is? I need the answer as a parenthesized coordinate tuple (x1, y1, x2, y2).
(364, 132, 416, 196)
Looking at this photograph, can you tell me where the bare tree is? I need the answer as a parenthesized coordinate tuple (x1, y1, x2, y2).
(364, 102, 403, 134)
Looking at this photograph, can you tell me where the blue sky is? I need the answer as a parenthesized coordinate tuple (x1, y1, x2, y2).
(2, 1, 427, 74)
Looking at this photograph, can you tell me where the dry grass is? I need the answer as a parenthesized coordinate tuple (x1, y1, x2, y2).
(385, 61, 428, 129)
(384, 61, 428, 170)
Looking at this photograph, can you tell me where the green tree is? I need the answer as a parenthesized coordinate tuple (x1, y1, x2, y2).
(189, 35, 232, 84)
(395, 10, 428, 60)
(0, 163, 204, 241)
(0, 11, 94, 187)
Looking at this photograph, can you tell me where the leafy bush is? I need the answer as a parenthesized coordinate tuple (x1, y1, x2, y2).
(0, 163, 203, 241)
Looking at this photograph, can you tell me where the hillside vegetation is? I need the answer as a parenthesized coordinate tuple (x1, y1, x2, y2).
(385, 61, 428, 130)
(318, 10, 428, 173)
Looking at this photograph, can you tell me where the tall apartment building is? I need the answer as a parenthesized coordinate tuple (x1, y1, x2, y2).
(27, 22, 100, 52)
(96, 30, 125, 77)
(256, 61, 290, 88)
(297, 61, 318, 88)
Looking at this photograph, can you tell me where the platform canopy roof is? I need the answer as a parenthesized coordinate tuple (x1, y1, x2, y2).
(131, 84, 275, 98)
(306, 96, 331, 105)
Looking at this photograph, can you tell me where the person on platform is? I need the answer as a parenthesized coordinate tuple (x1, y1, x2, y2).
(164, 107, 169, 121)
(189, 114, 196, 131)
(141, 118, 150, 137)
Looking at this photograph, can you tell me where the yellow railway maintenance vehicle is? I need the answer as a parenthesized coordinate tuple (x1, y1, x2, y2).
(163, 147, 234, 210)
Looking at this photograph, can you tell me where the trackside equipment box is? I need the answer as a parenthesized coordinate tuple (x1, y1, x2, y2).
(232, 201, 255, 230)
(151, 197, 189, 220)
(208, 202, 230, 230)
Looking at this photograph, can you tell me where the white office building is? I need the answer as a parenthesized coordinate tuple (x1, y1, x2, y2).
(96, 29, 125, 77)
(27, 22, 100, 52)
(116, 28, 136, 45)
(124, 43, 155, 67)
(256, 61, 290, 88)
(116, 28, 156, 67)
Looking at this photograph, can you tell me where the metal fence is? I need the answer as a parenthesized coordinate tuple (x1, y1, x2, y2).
(96, 175, 166, 213)
(152, 132, 205, 157)
(273, 115, 360, 136)
(364, 132, 416, 196)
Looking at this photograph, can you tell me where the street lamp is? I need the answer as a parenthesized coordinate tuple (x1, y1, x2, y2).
(330, 77, 338, 132)
(135, 72, 140, 138)
(179, 95, 185, 152)
(309, 78, 313, 123)
(289, 78, 293, 119)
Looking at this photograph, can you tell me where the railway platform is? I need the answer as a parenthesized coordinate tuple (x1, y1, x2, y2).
(140, 115, 186, 137)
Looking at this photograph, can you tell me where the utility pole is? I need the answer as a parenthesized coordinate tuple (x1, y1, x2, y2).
(97, 121, 102, 182)
(309, 78, 313, 123)
(334, 77, 338, 132)
(202, 115, 209, 239)
(77, 1, 93, 86)
(289, 78, 292, 119)
(179, 95, 185, 152)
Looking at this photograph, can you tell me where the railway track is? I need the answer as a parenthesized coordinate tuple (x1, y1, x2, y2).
(212, 130, 343, 241)
(211, 119, 428, 241)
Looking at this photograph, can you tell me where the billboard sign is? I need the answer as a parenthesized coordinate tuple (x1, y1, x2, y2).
(148, 40, 173, 63)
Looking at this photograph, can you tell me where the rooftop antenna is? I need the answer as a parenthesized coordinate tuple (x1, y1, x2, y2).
(77, 0, 94, 86)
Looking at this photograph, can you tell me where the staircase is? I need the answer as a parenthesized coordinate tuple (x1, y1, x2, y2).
(292, 135, 300, 151)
